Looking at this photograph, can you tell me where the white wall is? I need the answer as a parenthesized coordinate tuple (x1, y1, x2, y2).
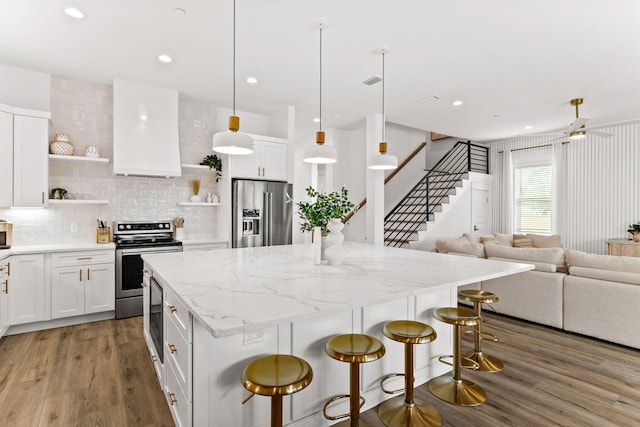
(489, 121, 640, 254)
(0, 64, 50, 111)
(0, 75, 275, 245)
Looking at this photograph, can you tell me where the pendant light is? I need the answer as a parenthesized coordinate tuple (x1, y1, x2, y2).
(368, 47, 398, 170)
(303, 22, 337, 164)
(212, 0, 253, 155)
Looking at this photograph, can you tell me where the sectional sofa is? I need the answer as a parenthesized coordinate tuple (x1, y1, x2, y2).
(434, 233, 640, 349)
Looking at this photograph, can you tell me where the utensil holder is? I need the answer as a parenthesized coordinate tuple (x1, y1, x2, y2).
(96, 227, 111, 244)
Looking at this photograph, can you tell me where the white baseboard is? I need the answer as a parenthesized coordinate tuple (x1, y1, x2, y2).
(6, 311, 116, 335)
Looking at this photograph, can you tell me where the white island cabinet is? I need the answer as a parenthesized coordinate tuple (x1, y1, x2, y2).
(142, 242, 533, 427)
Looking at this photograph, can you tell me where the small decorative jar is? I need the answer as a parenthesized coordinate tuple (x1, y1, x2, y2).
(50, 134, 75, 155)
(85, 145, 100, 158)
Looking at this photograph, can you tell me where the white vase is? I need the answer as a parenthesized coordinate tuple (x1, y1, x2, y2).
(324, 218, 345, 265)
(312, 227, 322, 264)
(190, 194, 202, 203)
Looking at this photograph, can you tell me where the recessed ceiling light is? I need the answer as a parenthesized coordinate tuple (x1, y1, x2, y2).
(173, 8, 186, 15)
(64, 7, 85, 19)
(246, 76, 258, 84)
(313, 118, 321, 123)
(158, 54, 173, 63)
(524, 125, 533, 130)
(452, 100, 463, 106)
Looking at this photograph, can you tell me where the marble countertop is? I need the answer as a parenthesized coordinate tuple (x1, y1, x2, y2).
(0, 242, 115, 261)
(143, 242, 534, 338)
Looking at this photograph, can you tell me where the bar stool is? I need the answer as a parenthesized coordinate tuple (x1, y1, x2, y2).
(458, 289, 503, 373)
(241, 354, 313, 427)
(378, 320, 441, 427)
(323, 334, 386, 426)
(429, 307, 486, 406)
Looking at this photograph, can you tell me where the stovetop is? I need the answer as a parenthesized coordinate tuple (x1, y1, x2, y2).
(113, 220, 181, 248)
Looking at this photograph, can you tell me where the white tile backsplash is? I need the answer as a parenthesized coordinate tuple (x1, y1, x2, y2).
(0, 76, 228, 245)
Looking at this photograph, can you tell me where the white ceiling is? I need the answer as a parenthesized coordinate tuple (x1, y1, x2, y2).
(1, 0, 639, 142)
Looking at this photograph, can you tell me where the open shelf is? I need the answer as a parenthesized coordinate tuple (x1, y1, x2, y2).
(176, 202, 221, 207)
(48, 199, 109, 205)
(181, 163, 210, 170)
(49, 154, 110, 164)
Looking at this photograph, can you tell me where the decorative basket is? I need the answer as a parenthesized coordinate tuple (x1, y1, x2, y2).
(50, 140, 75, 156)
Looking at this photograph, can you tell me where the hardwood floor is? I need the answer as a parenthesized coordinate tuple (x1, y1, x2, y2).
(362, 312, 640, 427)
(0, 313, 638, 426)
(0, 317, 173, 427)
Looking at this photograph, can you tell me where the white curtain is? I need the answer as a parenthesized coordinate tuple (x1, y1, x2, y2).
(552, 142, 567, 238)
(500, 149, 514, 234)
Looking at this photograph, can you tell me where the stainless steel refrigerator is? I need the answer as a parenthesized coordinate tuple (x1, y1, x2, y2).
(232, 179, 293, 248)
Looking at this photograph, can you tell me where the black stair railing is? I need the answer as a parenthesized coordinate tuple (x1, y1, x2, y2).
(384, 141, 489, 247)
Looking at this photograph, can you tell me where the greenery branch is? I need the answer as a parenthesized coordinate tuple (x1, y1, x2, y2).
(296, 186, 355, 235)
(199, 154, 223, 182)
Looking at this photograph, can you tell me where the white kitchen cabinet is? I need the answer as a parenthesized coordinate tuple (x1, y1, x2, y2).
(0, 258, 10, 337)
(0, 111, 13, 207)
(230, 135, 288, 181)
(9, 254, 46, 325)
(0, 105, 50, 208)
(51, 250, 115, 319)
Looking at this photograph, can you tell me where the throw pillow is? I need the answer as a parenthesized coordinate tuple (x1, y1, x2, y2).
(512, 234, 533, 248)
(480, 235, 500, 245)
(528, 234, 563, 248)
(493, 232, 513, 246)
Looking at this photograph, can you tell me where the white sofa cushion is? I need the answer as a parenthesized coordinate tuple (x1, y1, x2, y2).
(493, 232, 513, 246)
(566, 250, 640, 274)
(528, 234, 563, 248)
(568, 266, 640, 286)
(488, 256, 557, 273)
(484, 244, 565, 271)
(435, 235, 484, 258)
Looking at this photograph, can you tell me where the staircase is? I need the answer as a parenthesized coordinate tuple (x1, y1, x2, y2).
(384, 141, 489, 247)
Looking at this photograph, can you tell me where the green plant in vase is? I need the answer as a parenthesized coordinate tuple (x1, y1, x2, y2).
(628, 221, 640, 242)
(199, 154, 223, 182)
(296, 186, 355, 237)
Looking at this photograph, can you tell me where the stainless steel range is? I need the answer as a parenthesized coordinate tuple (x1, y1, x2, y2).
(114, 220, 183, 319)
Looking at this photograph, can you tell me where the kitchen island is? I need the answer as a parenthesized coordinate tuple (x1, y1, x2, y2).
(142, 242, 533, 427)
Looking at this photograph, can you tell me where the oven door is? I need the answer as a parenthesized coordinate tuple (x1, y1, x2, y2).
(149, 276, 164, 363)
(116, 246, 182, 299)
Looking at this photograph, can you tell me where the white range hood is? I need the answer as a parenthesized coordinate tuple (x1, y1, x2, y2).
(113, 79, 181, 178)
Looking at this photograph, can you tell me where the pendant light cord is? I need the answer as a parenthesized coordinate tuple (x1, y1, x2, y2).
(382, 50, 385, 141)
(319, 25, 323, 132)
(233, 0, 237, 115)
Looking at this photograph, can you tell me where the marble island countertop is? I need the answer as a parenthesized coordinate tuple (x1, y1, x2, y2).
(142, 242, 534, 338)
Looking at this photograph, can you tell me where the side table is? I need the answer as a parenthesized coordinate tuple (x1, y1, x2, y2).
(606, 239, 640, 257)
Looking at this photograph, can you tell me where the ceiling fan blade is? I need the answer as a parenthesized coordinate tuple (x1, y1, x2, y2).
(568, 117, 590, 132)
(587, 130, 614, 138)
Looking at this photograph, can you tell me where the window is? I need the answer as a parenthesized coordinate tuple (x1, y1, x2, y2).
(514, 164, 552, 234)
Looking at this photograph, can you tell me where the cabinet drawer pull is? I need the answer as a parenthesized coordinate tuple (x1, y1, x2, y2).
(3, 280, 7, 294)
(87, 268, 90, 281)
(7, 262, 9, 276)
(168, 392, 177, 405)
(168, 344, 177, 354)
(168, 305, 177, 314)
(79, 269, 82, 281)
(141, 282, 147, 288)
(76, 257, 92, 260)
(41, 192, 44, 204)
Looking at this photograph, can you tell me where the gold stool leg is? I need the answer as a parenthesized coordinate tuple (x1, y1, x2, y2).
(429, 324, 487, 406)
(271, 395, 282, 427)
(464, 301, 504, 373)
(331, 362, 375, 427)
(379, 343, 441, 427)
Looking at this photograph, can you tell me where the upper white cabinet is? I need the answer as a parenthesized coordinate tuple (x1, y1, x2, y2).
(230, 134, 288, 181)
(0, 105, 50, 207)
(113, 79, 181, 178)
(9, 253, 46, 325)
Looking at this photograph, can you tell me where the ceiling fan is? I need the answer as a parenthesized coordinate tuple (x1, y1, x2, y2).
(563, 98, 613, 141)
